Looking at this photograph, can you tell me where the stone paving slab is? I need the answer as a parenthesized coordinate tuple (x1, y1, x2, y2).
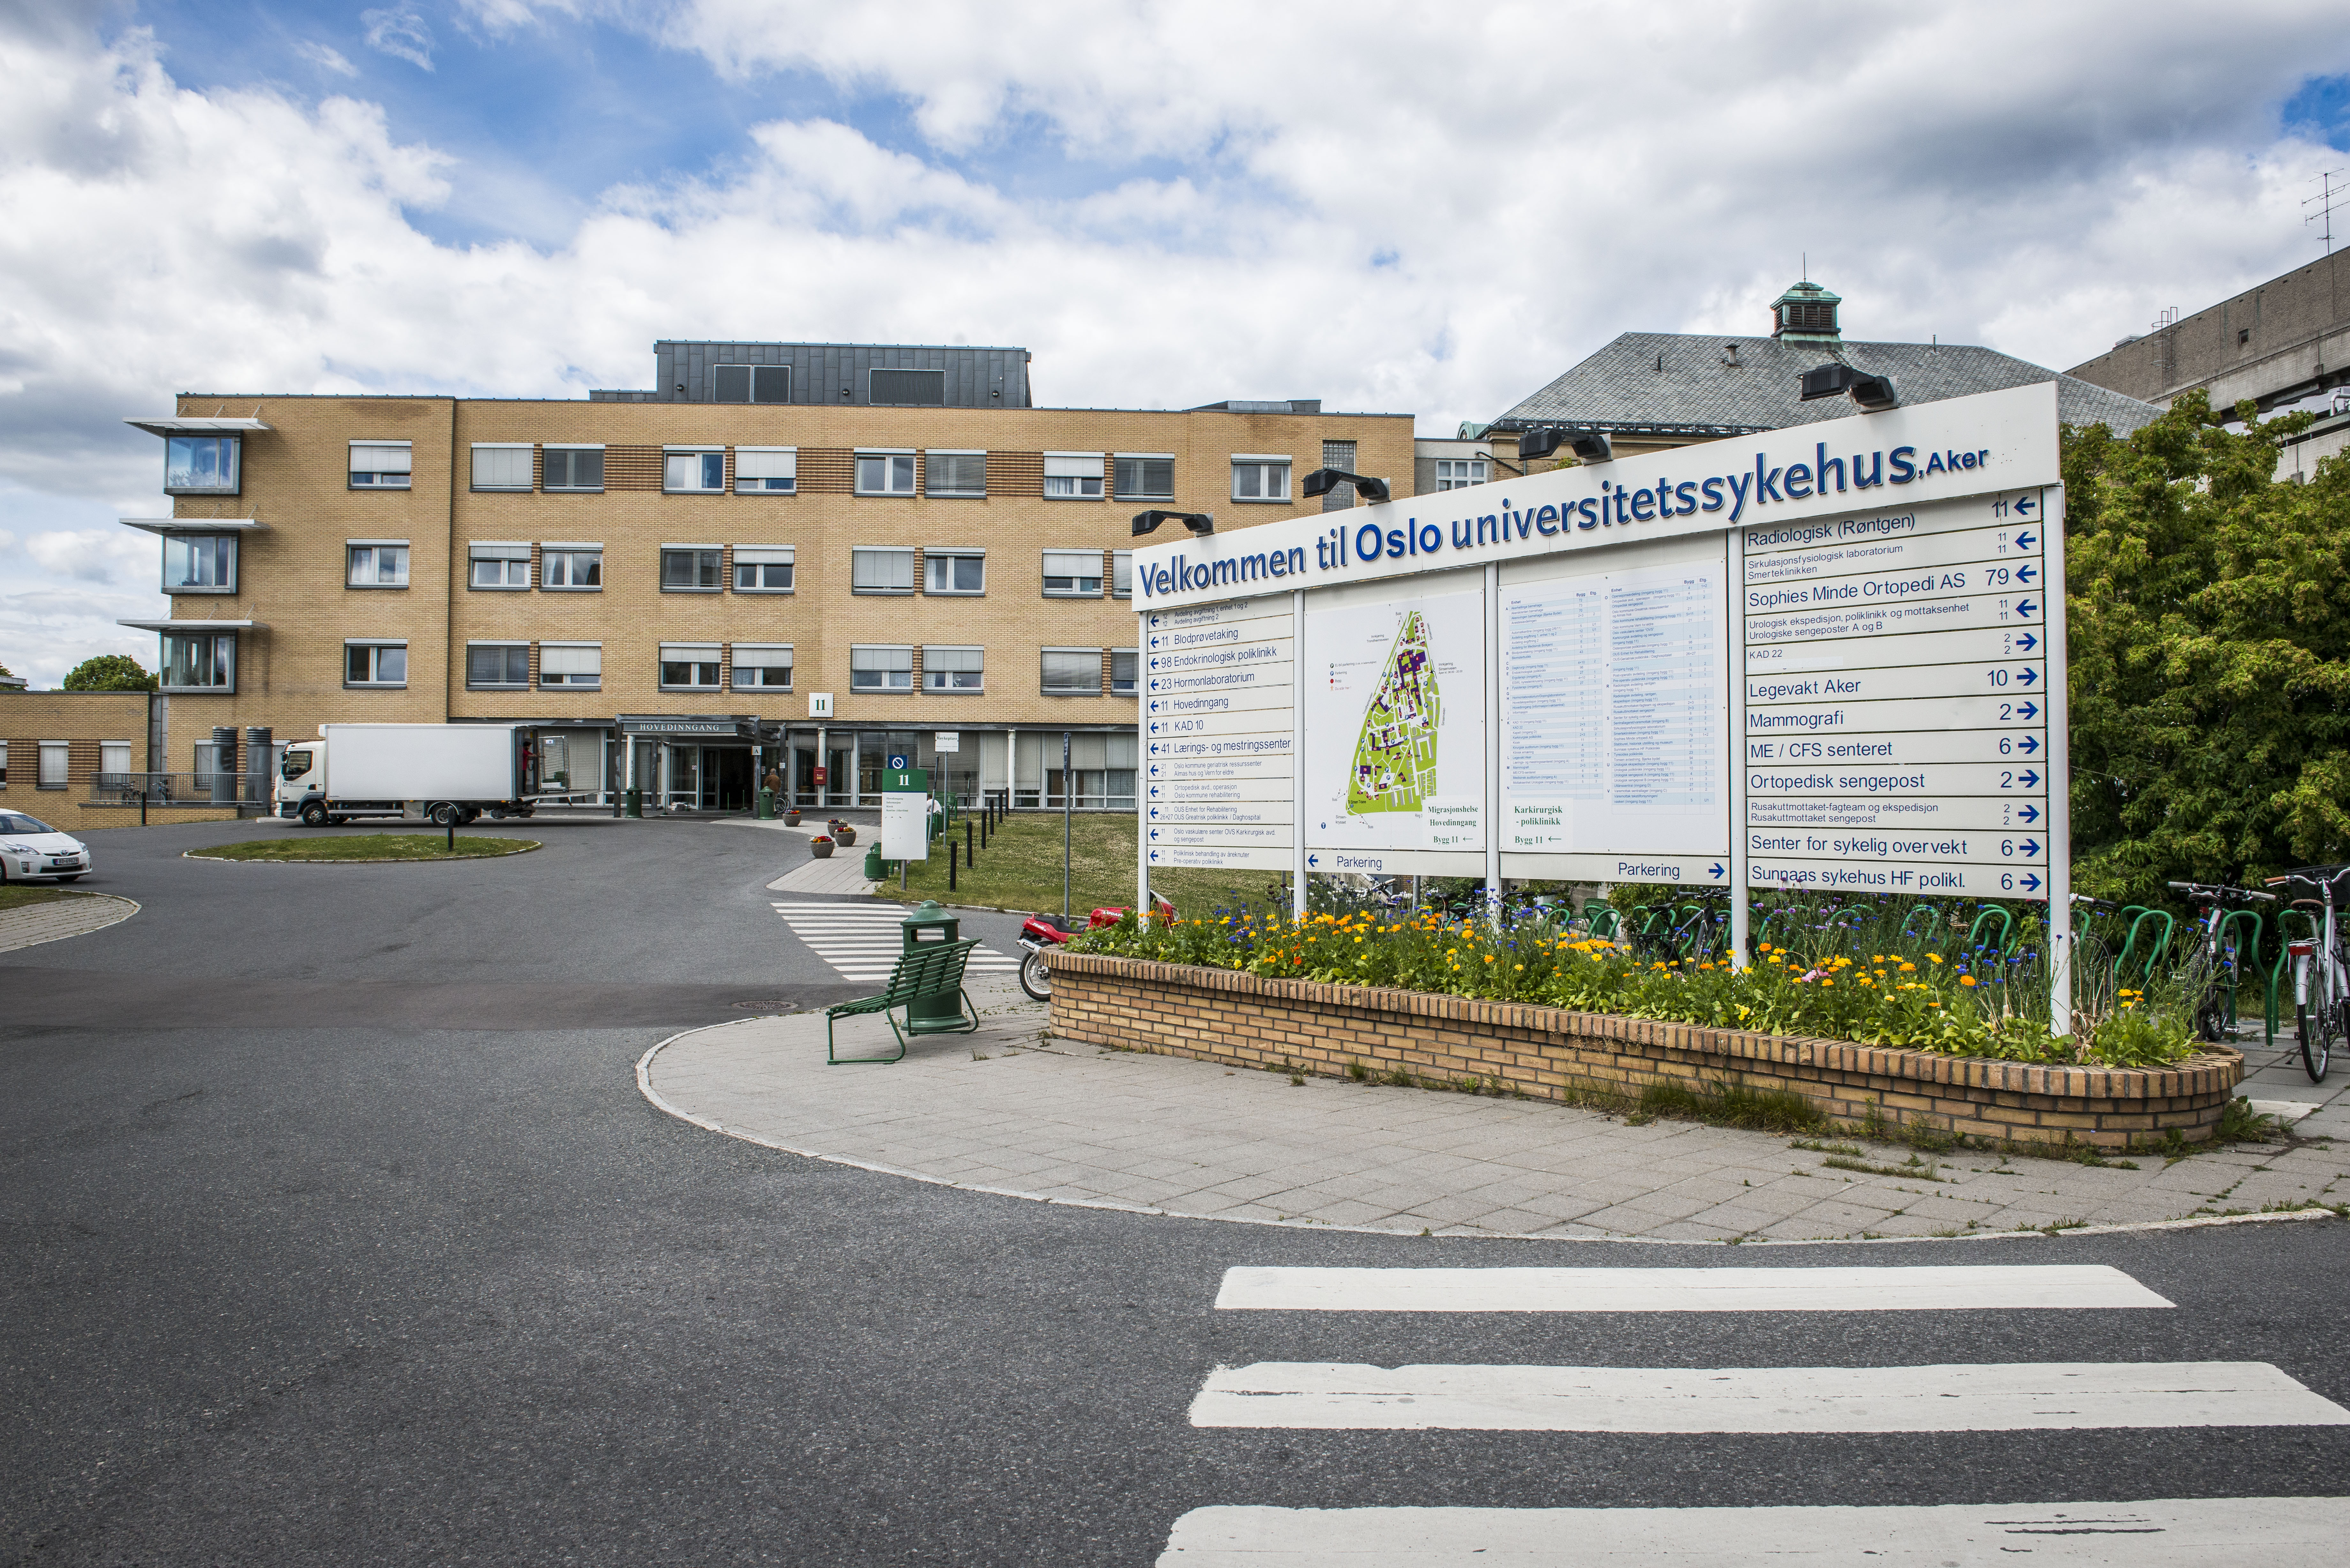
(639, 979, 2350, 1244)
(0, 893, 136, 953)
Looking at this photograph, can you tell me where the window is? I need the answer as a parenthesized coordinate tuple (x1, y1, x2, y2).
(733, 546, 794, 591)
(851, 546, 915, 593)
(713, 364, 791, 403)
(850, 645, 913, 692)
(658, 645, 722, 690)
(542, 447, 604, 491)
(735, 447, 797, 494)
(855, 451, 917, 495)
(539, 644, 601, 689)
(471, 444, 532, 491)
(38, 742, 68, 789)
(1111, 648, 1138, 696)
(100, 742, 131, 781)
(732, 645, 794, 690)
(165, 435, 239, 494)
(1320, 440, 1358, 512)
(1044, 452, 1104, 499)
(466, 644, 529, 689)
(869, 367, 945, 406)
(1114, 454, 1175, 500)
(1435, 457, 1489, 490)
(542, 546, 602, 590)
(160, 632, 234, 691)
(0, 740, 7, 785)
(1042, 647, 1102, 695)
(1112, 550, 1133, 600)
(664, 449, 726, 492)
(925, 451, 987, 497)
(923, 645, 984, 692)
(347, 542, 410, 588)
(470, 542, 531, 589)
(349, 441, 412, 489)
(1042, 549, 1103, 596)
(660, 547, 722, 591)
(345, 642, 408, 687)
(1232, 456, 1292, 501)
(163, 533, 236, 592)
(925, 548, 985, 595)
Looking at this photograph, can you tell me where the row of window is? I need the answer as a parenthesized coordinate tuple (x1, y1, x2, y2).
(344, 642, 1138, 696)
(0, 740, 118, 790)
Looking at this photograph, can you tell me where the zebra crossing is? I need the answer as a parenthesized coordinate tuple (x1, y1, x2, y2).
(770, 901, 1020, 983)
(1158, 1263, 2350, 1565)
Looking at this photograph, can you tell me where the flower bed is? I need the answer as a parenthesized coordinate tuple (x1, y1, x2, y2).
(1044, 950, 2243, 1151)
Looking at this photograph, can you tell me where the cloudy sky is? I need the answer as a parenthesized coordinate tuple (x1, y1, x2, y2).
(2, 0, 2346, 685)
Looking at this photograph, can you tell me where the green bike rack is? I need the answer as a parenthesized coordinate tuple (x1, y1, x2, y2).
(2269, 906, 2320, 1049)
(1899, 903, 1939, 945)
(1966, 905, 2013, 957)
(1584, 905, 1622, 943)
(2209, 908, 2265, 1039)
(2110, 908, 2174, 987)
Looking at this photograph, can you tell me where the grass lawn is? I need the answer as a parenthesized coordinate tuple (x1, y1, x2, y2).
(188, 834, 541, 863)
(0, 885, 73, 912)
(874, 811, 1283, 917)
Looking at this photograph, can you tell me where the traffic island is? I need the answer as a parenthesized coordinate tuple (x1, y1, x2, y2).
(184, 834, 541, 863)
(1044, 951, 2244, 1152)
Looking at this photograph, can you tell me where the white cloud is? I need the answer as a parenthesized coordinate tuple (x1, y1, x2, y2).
(361, 5, 435, 71)
(25, 527, 149, 584)
(297, 40, 361, 78)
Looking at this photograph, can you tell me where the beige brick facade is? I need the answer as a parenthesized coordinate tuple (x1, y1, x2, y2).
(0, 689, 208, 829)
(134, 391, 1414, 807)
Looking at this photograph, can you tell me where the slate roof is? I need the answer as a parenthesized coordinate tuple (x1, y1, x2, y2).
(1495, 332, 2163, 436)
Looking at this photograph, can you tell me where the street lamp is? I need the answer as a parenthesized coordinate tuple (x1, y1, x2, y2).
(1132, 509, 1216, 537)
(1517, 426, 1613, 464)
(1797, 362, 1898, 411)
(1299, 468, 1392, 503)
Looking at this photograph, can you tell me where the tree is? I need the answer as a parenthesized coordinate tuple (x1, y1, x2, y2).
(2063, 391, 2348, 902)
(62, 654, 158, 692)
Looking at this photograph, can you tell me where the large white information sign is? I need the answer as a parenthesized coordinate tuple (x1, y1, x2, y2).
(1142, 595, 1294, 872)
(1129, 381, 2070, 1016)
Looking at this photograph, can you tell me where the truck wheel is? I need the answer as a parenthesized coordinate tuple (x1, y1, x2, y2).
(299, 801, 329, 827)
(429, 802, 456, 826)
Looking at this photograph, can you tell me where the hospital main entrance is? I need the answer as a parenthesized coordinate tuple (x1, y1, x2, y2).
(615, 714, 772, 812)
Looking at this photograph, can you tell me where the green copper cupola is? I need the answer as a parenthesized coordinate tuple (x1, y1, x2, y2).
(1771, 279, 1842, 343)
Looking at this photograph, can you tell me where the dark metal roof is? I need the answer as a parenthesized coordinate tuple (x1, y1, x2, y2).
(1495, 333, 2163, 435)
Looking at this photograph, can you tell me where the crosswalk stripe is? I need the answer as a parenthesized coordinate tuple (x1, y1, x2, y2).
(768, 902, 1021, 982)
(1154, 1498, 2350, 1566)
(1214, 1265, 2173, 1314)
(1187, 1360, 2350, 1433)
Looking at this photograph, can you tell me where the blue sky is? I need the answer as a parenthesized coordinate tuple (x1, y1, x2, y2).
(4, 0, 2349, 686)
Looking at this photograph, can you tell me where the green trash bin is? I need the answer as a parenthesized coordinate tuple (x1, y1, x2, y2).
(863, 842, 883, 879)
(901, 900, 963, 1029)
(757, 787, 775, 820)
(624, 787, 643, 819)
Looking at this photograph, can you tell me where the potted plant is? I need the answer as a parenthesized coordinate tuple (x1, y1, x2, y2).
(783, 808, 801, 826)
(810, 835, 835, 859)
(832, 821, 857, 846)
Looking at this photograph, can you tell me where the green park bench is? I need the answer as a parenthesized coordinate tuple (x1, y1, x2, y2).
(825, 937, 983, 1064)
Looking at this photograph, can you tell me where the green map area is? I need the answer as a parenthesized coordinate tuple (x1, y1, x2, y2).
(1346, 611, 1442, 816)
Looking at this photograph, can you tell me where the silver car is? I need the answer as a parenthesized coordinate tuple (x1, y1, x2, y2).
(0, 812, 92, 883)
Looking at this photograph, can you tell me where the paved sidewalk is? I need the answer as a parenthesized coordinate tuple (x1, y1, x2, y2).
(0, 893, 137, 953)
(641, 980, 2350, 1244)
(719, 815, 881, 895)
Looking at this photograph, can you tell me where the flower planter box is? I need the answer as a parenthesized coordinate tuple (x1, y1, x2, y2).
(784, 811, 801, 826)
(1044, 951, 2244, 1151)
(810, 839, 834, 859)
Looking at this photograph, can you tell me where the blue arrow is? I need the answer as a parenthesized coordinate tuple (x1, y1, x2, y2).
(1149, 828, 1159, 840)
(1150, 657, 1161, 669)
(2017, 735, 2040, 754)
(2016, 599, 2036, 619)
(2017, 803, 2040, 823)
(2019, 838, 2042, 858)
(2016, 667, 2037, 685)
(1150, 637, 1161, 648)
(1149, 848, 1160, 862)
(2018, 769, 2040, 787)
(2016, 564, 2037, 584)
(2016, 530, 2036, 548)
(1150, 785, 1161, 797)
(1307, 854, 1320, 868)
(2015, 701, 2038, 721)
(1709, 863, 1725, 878)
(2015, 495, 2035, 516)
(2016, 632, 2038, 652)
(2020, 872, 2042, 892)
(1150, 700, 1161, 712)
(1149, 807, 1159, 819)
(1150, 722, 1161, 733)
(1150, 764, 1161, 776)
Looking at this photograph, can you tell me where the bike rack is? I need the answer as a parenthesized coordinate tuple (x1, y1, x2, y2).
(1583, 904, 1622, 944)
(1966, 905, 2013, 957)
(2269, 905, 2321, 1049)
(1899, 903, 1940, 946)
(2110, 908, 2173, 986)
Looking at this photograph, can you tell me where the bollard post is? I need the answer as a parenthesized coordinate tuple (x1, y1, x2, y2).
(949, 841, 958, 892)
(966, 818, 974, 868)
(446, 815, 455, 853)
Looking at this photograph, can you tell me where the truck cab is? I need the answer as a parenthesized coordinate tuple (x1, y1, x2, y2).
(277, 742, 322, 819)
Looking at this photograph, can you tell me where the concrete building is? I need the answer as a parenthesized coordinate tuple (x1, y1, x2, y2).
(2064, 253, 2350, 418)
(0, 688, 205, 830)
(1488, 280, 2162, 461)
(116, 342, 1412, 815)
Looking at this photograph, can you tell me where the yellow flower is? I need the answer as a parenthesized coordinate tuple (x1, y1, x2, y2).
(1899, 962, 1916, 973)
(1515, 963, 1524, 971)
(1821, 978, 1833, 988)
(1959, 975, 1978, 987)
(1927, 953, 1943, 965)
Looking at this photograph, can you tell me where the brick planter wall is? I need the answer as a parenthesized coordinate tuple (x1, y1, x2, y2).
(1045, 952, 2244, 1151)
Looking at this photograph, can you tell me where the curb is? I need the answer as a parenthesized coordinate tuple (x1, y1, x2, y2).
(0, 892, 139, 954)
(182, 841, 542, 864)
(632, 1018, 2345, 1248)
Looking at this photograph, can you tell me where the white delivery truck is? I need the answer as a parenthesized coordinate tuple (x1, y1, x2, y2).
(277, 724, 533, 827)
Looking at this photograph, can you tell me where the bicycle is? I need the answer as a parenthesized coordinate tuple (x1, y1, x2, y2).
(2165, 881, 2275, 1044)
(2263, 863, 2350, 1082)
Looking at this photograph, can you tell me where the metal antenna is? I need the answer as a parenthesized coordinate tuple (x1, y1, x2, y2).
(2309, 169, 2348, 254)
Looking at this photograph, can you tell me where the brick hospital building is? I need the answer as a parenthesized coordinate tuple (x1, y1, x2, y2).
(120, 342, 1412, 812)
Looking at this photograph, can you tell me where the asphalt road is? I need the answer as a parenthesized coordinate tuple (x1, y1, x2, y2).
(4, 817, 2347, 1564)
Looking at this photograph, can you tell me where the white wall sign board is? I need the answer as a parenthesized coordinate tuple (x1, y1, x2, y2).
(1141, 596, 1296, 873)
(880, 791, 927, 860)
(1133, 383, 2069, 1020)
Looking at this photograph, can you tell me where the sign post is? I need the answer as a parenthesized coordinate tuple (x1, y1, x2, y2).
(881, 765, 929, 876)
